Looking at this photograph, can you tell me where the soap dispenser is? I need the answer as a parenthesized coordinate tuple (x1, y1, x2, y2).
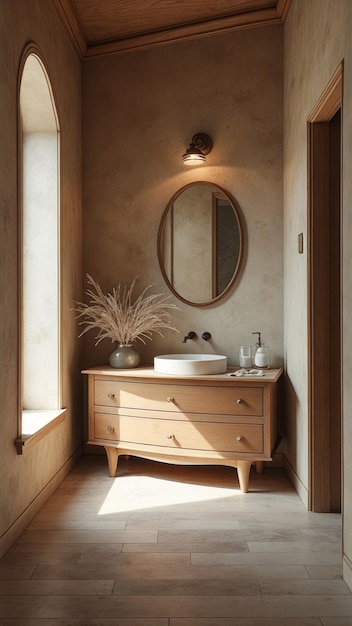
(252, 332, 270, 368)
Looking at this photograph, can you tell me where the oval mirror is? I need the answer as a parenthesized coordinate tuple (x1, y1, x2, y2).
(157, 182, 244, 306)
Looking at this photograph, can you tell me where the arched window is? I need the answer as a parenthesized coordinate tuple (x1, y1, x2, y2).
(18, 48, 64, 441)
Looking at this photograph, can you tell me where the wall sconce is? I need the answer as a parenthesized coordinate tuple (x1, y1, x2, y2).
(182, 132, 212, 165)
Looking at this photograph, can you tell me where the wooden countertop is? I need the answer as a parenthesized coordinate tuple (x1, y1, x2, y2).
(82, 365, 283, 384)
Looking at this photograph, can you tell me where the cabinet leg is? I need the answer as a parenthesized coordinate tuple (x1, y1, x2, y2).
(255, 461, 264, 474)
(236, 460, 252, 493)
(104, 446, 119, 477)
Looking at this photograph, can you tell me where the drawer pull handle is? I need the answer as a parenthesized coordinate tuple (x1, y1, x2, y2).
(108, 393, 116, 399)
(236, 435, 243, 442)
(166, 396, 174, 403)
(236, 398, 243, 404)
(107, 426, 114, 433)
(167, 434, 174, 439)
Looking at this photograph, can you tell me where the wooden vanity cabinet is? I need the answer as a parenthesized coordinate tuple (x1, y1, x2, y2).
(82, 367, 282, 492)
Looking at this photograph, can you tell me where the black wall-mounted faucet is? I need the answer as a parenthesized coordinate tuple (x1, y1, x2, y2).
(202, 332, 211, 341)
(182, 331, 197, 343)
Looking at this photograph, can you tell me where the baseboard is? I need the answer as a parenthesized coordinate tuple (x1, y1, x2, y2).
(343, 554, 352, 592)
(0, 445, 83, 559)
(271, 451, 284, 467)
(283, 455, 309, 509)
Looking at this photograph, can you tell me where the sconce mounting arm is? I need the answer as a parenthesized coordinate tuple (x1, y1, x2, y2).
(191, 133, 212, 155)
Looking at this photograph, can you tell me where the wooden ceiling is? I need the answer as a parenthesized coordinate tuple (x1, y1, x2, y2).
(53, 0, 292, 59)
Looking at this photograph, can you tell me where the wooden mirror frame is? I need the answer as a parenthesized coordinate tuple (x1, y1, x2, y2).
(157, 181, 244, 307)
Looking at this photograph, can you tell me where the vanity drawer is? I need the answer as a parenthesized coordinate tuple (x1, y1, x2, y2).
(94, 413, 263, 454)
(94, 380, 263, 417)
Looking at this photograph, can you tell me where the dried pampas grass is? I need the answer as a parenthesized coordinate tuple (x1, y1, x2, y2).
(74, 274, 180, 346)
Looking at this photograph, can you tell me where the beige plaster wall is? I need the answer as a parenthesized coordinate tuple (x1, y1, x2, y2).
(284, 0, 352, 588)
(82, 25, 283, 369)
(0, 0, 82, 555)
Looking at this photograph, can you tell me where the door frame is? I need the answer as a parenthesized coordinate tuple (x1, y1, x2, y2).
(307, 63, 343, 512)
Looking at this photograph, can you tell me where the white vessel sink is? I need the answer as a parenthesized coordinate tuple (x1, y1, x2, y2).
(154, 353, 227, 376)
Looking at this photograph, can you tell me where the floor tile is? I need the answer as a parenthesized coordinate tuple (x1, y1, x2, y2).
(18, 529, 157, 544)
(113, 577, 260, 595)
(0, 579, 114, 595)
(126, 519, 242, 530)
(0, 619, 167, 625)
(170, 617, 324, 626)
(306, 564, 343, 579)
(258, 578, 351, 594)
(28, 519, 127, 531)
(0, 552, 79, 566)
(192, 551, 341, 566)
(11, 542, 123, 554)
(321, 617, 352, 626)
(1, 594, 352, 619)
(123, 540, 249, 553)
(247, 540, 340, 553)
(0, 566, 35, 580)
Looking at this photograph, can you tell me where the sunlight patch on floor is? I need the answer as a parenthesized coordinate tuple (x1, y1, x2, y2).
(98, 473, 240, 515)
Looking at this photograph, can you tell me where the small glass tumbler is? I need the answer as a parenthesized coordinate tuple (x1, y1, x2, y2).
(239, 345, 252, 368)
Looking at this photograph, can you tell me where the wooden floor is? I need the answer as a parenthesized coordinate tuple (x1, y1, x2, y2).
(0, 455, 351, 625)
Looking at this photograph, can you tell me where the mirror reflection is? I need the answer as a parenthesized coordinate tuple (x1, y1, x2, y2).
(158, 182, 243, 306)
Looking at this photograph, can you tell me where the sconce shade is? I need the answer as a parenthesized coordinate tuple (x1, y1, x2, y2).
(182, 132, 212, 165)
(182, 144, 206, 165)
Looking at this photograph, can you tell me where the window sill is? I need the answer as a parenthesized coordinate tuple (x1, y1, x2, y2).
(15, 408, 67, 454)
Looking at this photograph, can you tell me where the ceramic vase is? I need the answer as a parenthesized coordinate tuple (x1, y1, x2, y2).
(109, 343, 140, 369)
